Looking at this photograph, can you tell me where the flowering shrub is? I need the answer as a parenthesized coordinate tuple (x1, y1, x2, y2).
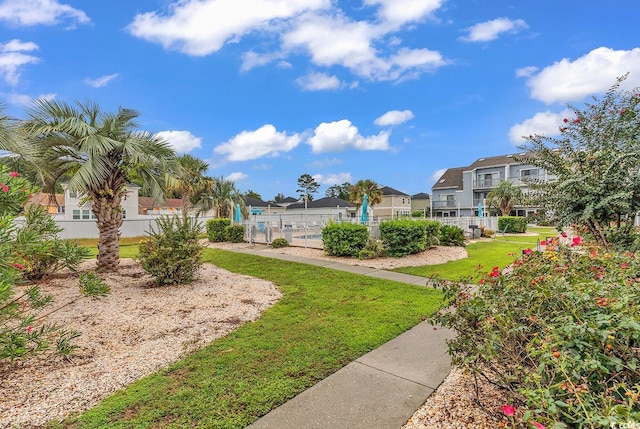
(138, 213, 204, 285)
(12, 206, 89, 280)
(432, 238, 639, 427)
(0, 167, 105, 362)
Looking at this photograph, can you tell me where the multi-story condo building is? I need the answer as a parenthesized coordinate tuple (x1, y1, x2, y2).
(431, 153, 547, 217)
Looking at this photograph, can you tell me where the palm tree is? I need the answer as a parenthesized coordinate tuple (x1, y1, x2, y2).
(167, 154, 213, 212)
(21, 99, 177, 272)
(486, 180, 524, 216)
(196, 176, 245, 218)
(349, 179, 383, 208)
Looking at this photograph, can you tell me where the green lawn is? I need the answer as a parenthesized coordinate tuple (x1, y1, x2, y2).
(393, 226, 559, 281)
(57, 248, 442, 428)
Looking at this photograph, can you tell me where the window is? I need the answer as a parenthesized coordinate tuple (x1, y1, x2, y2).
(72, 210, 80, 220)
(443, 194, 455, 207)
(520, 169, 539, 177)
(69, 191, 77, 198)
(82, 210, 91, 220)
(122, 210, 126, 219)
(477, 173, 498, 187)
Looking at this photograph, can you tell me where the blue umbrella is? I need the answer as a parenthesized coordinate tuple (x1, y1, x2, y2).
(360, 193, 369, 223)
(478, 202, 483, 218)
(234, 203, 242, 223)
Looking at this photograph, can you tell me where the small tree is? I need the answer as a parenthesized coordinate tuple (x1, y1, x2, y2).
(296, 174, 319, 202)
(486, 180, 523, 216)
(348, 179, 383, 209)
(325, 182, 351, 200)
(519, 75, 640, 248)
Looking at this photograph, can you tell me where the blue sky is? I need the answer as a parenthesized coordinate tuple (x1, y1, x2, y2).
(1, 0, 639, 201)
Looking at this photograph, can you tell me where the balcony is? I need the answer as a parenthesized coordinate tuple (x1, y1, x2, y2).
(432, 200, 457, 209)
(473, 175, 546, 189)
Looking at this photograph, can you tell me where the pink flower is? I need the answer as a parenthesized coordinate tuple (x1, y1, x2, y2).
(501, 404, 515, 416)
(523, 249, 532, 255)
(573, 117, 581, 124)
(563, 118, 568, 123)
(532, 423, 546, 429)
(1, 185, 8, 193)
(12, 263, 24, 270)
(571, 236, 582, 247)
(561, 232, 567, 238)
(26, 326, 33, 334)
(9, 171, 19, 177)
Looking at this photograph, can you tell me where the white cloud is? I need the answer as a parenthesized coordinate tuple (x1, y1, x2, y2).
(129, 1, 448, 82)
(295, 71, 341, 91)
(515, 66, 537, 78)
(128, 0, 330, 56)
(363, 0, 444, 26)
(0, 39, 40, 85)
(156, 130, 203, 153)
(227, 172, 248, 182)
(525, 47, 640, 104)
(0, 0, 89, 26)
(508, 109, 572, 144)
(307, 119, 390, 153)
(312, 172, 353, 185)
(85, 73, 119, 88)
(214, 124, 301, 161)
(308, 158, 343, 168)
(430, 168, 447, 184)
(6, 92, 55, 107)
(283, 13, 447, 81)
(374, 109, 414, 126)
(459, 17, 527, 42)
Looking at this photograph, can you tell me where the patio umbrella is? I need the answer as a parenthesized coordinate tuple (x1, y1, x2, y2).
(360, 193, 369, 223)
(478, 202, 483, 218)
(234, 203, 242, 223)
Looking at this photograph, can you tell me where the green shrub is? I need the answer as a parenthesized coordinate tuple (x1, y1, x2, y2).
(138, 214, 204, 285)
(603, 224, 640, 252)
(411, 210, 427, 218)
(78, 272, 110, 299)
(206, 218, 231, 242)
(438, 224, 466, 247)
(271, 238, 289, 248)
(225, 225, 245, 243)
(498, 216, 527, 233)
(13, 206, 90, 281)
(432, 241, 640, 427)
(358, 238, 386, 260)
(379, 219, 436, 257)
(321, 222, 369, 257)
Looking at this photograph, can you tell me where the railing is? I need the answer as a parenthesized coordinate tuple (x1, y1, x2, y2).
(432, 200, 457, 208)
(473, 175, 546, 189)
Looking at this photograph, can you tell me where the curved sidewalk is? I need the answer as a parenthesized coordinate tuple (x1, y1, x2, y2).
(224, 245, 454, 428)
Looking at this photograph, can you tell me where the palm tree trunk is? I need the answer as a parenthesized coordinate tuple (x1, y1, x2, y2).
(93, 194, 124, 271)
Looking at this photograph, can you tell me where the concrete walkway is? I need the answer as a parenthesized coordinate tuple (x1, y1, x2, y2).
(222, 245, 454, 428)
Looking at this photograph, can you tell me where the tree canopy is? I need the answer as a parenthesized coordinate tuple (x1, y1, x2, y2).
(519, 75, 640, 248)
(349, 179, 382, 208)
(486, 180, 523, 216)
(296, 174, 319, 202)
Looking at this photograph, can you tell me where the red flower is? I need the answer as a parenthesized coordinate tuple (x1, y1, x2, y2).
(561, 232, 567, 238)
(523, 248, 532, 255)
(12, 263, 24, 270)
(26, 326, 33, 334)
(9, 171, 19, 177)
(621, 262, 629, 269)
(573, 117, 581, 124)
(532, 423, 546, 429)
(563, 118, 568, 123)
(1, 185, 8, 193)
(501, 404, 515, 416)
(490, 266, 500, 277)
(571, 236, 582, 247)
(479, 278, 485, 284)
(540, 240, 547, 245)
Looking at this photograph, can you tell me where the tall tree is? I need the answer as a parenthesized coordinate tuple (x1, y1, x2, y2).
(325, 182, 351, 200)
(244, 190, 262, 199)
(349, 179, 382, 208)
(296, 173, 319, 202)
(21, 99, 176, 271)
(519, 75, 640, 247)
(273, 193, 285, 203)
(196, 176, 245, 218)
(166, 154, 213, 211)
(486, 180, 523, 216)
